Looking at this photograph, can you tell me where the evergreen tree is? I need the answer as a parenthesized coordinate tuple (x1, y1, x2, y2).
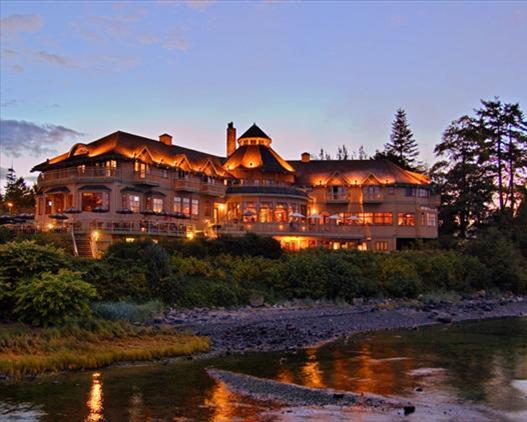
(432, 116, 495, 238)
(358, 145, 368, 160)
(336, 145, 349, 160)
(2, 167, 35, 214)
(476, 98, 527, 216)
(318, 148, 331, 160)
(381, 108, 420, 170)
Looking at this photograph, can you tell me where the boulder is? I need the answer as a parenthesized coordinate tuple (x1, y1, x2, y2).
(434, 313, 453, 323)
(250, 295, 265, 308)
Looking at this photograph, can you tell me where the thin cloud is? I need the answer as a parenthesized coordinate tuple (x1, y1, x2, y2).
(9, 64, 23, 73)
(164, 30, 189, 52)
(0, 119, 83, 158)
(35, 50, 77, 68)
(0, 14, 43, 37)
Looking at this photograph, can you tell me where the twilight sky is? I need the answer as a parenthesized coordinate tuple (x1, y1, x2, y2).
(1, 0, 526, 184)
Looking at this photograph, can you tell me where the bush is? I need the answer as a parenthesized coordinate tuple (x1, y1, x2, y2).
(377, 255, 421, 298)
(79, 259, 150, 301)
(91, 300, 164, 322)
(160, 233, 283, 259)
(0, 240, 70, 285)
(13, 269, 97, 326)
(0, 241, 71, 319)
(465, 228, 527, 293)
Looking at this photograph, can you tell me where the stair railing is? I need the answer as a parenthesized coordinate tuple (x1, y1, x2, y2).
(70, 226, 79, 257)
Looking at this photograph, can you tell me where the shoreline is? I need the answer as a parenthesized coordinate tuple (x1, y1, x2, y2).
(167, 295, 527, 355)
(2, 296, 526, 381)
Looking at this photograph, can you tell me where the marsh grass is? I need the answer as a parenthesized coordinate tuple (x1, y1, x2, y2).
(0, 320, 209, 378)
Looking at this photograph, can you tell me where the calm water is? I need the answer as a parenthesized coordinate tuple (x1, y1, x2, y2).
(1, 318, 526, 421)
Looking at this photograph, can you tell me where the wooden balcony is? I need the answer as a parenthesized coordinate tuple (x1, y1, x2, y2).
(362, 193, 384, 203)
(173, 178, 201, 192)
(218, 222, 367, 239)
(132, 172, 162, 187)
(200, 183, 226, 197)
(326, 193, 349, 203)
(38, 168, 121, 188)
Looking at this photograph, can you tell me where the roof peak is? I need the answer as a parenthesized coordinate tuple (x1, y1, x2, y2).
(238, 123, 271, 140)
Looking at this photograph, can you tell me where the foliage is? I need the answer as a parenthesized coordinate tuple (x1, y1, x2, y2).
(0, 167, 35, 214)
(91, 300, 164, 323)
(432, 116, 495, 238)
(0, 240, 70, 293)
(159, 233, 283, 259)
(13, 270, 97, 326)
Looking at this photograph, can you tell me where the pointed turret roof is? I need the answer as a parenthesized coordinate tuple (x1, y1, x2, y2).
(238, 123, 271, 140)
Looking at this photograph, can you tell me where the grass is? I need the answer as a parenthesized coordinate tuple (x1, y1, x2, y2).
(0, 320, 210, 378)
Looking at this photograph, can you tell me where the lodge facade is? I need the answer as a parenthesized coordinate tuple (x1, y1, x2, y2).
(32, 123, 439, 256)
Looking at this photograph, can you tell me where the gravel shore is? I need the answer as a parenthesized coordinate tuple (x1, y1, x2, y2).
(165, 295, 527, 355)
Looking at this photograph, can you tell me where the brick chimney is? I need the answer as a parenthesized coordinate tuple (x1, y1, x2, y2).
(159, 133, 172, 146)
(226, 122, 236, 156)
(301, 152, 310, 163)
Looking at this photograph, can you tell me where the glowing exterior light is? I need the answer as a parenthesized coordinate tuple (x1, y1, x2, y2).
(91, 230, 100, 240)
(186, 231, 195, 240)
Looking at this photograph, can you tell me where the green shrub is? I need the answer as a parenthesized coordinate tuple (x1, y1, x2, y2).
(465, 228, 527, 293)
(0, 227, 14, 244)
(79, 259, 149, 301)
(13, 269, 97, 326)
(91, 300, 163, 322)
(377, 255, 421, 298)
(0, 240, 70, 285)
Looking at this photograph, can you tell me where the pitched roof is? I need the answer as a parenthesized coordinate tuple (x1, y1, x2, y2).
(238, 123, 271, 140)
(224, 144, 295, 173)
(287, 159, 429, 185)
(32, 131, 226, 176)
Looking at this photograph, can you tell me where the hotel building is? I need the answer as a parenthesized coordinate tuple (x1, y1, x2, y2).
(32, 123, 439, 256)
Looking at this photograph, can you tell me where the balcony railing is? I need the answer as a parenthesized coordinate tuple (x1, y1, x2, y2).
(326, 192, 349, 203)
(38, 167, 121, 186)
(132, 172, 163, 186)
(174, 178, 201, 192)
(68, 220, 189, 237)
(218, 222, 368, 238)
(200, 183, 226, 197)
(362, 192, 384, 203)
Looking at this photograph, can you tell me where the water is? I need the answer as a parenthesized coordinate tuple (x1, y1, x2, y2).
(1, 317, 526, 421)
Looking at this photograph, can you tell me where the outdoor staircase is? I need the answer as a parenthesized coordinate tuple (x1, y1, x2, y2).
(74, 232, 93, 258)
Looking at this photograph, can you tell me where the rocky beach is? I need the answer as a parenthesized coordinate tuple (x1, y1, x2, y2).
(166, 295, 527, 355)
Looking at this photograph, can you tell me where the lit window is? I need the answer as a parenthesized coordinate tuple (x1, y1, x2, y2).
(417, 188, 429, 198)
(152, 198, 164, 213)
(259, 204, 272, 223)
(123, 194, 140, 213)
(427, 212, 436, 226)
(274, 203, 287, 222)
(134, 161, 149, 178)
(173, 196, 182, 213)
(183, 198, 190, 215)
(82, 192, 108, 212)
(373, 212, 393, 225)
(375, 241, 389, 251)
(398, 212, 415, 226)
(191, 199, 199, 216)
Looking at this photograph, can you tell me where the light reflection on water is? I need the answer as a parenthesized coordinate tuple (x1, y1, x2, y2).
(85, 372, 103, 422)
(0, 317, 526, 421)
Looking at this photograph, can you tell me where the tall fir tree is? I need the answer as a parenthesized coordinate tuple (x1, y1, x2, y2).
(432, 116, 495, 238)
(476, 98, 527, 216)
(2, 167, 35, 213)
(378, 108, 420, 170)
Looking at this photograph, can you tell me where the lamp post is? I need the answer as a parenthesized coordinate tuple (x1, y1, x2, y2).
(6, 202, 13, 215)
